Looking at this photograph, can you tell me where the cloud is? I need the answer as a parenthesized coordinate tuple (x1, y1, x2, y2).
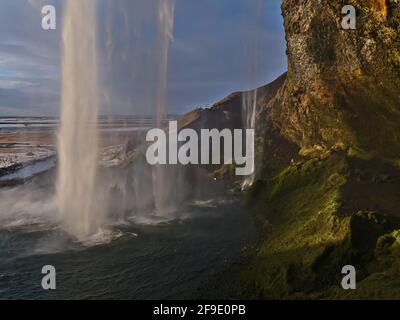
(0, 0, 61, 116)
(26, 0, 38, 7)
(0, 0, 287, 116)
(27, 0, 49, 9)
(0, 79, 36, 90)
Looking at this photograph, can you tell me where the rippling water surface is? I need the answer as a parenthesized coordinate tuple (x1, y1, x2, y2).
(0, 194, 255, 299)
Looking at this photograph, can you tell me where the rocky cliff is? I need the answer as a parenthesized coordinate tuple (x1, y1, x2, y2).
(269, 0, 400, 159)
(198, 0, 400, 299)
(185, 1, 400, 180)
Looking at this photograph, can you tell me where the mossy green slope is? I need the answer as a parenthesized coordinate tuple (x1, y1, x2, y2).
(236, 152, 400, 299)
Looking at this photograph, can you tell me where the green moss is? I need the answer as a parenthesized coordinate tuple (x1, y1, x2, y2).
(326, 229, 400, 299)
(238, 155, 348, 297)
(236, 154, 400, 299)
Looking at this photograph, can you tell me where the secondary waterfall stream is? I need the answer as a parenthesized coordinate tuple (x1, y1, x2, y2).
(56, 0, 177, 239)
(152, 0, 176, 217)
(57, 0, 103, 239)
(241, 0, 262, 189)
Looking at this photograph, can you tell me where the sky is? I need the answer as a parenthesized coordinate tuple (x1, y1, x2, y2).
(0, 0, 287, 117)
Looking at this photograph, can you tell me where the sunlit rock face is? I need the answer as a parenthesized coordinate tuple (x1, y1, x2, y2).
(368, 0, 388, 20)
(266, 0, 400, 159)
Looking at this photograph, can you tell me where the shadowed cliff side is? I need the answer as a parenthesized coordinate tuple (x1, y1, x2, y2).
(177, 73, 299, 185)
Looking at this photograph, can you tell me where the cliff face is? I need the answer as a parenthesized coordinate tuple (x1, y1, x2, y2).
(236, 0, 400, 299)
(178, 1, 400, 182)
(178, 74, 286, 132)
(177, 73, 299, 184)
(268, 0, 400, 159)
(199, 0, 400, 300)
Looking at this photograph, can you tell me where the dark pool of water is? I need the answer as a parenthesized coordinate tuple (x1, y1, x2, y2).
(0, 197, 255, 299)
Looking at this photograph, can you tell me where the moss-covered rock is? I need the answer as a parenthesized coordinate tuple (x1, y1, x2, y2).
(210, 153, 400, 299)
(265, 0, 400, 160)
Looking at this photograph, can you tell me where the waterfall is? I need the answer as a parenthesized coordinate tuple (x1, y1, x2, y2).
(241, 89, 257, 189)
(57, 0, 103, 239)
(152, 0, 176, 217)
(241, 0, 262, 190)
(101, 0, 178, 219)
(154, 0, 175, 127)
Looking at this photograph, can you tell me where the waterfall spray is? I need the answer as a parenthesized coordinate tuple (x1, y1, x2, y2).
(57, 0, 103, 239)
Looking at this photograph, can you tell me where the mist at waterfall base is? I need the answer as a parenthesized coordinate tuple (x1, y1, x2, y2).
(0, 175, 255, 299)
(0, 117, 256, 299)
(0, 0, 261, 298)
